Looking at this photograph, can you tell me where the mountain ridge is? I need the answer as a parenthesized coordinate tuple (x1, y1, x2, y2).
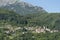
(1, 1, 47, 15)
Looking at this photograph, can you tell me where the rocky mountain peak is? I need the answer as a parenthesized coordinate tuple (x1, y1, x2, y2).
(0, 1, 47, 15)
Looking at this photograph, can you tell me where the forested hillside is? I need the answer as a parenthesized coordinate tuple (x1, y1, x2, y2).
(0, 8, 28, 27)
(0, 8, 60, 30)
(0, 8, 60, 40)
(26, 13, 60, 30)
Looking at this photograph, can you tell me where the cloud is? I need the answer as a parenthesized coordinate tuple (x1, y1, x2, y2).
(0, 0, 17, 6)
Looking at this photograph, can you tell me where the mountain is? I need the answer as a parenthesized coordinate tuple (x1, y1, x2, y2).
(0, 1, 60, 40)
(1, 1, 47, 15)
(0, 2, 60, 40)
(0, 1, 60, 30)
(0, 0, 17, 6)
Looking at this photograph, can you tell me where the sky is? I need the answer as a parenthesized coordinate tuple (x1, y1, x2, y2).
(21, 0, 60, 13)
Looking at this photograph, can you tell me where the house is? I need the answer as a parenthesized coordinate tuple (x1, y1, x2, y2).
(35, 27, 45, 33)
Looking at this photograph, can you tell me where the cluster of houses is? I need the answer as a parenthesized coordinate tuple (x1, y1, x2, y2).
(0, 25, 59, 34)
(24, 26, 59, 33)
(35, 26, 58, 33)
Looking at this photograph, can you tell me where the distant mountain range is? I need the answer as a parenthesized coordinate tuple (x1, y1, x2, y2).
(1, 1, 47, 15)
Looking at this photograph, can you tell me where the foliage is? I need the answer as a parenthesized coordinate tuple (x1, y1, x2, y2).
(0, 8, 60, 40)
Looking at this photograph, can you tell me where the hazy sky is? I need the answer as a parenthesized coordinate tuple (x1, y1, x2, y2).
(21, 0, 60, 12)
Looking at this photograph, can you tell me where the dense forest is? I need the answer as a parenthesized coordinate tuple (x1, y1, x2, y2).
(0, 8, 60, 40)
